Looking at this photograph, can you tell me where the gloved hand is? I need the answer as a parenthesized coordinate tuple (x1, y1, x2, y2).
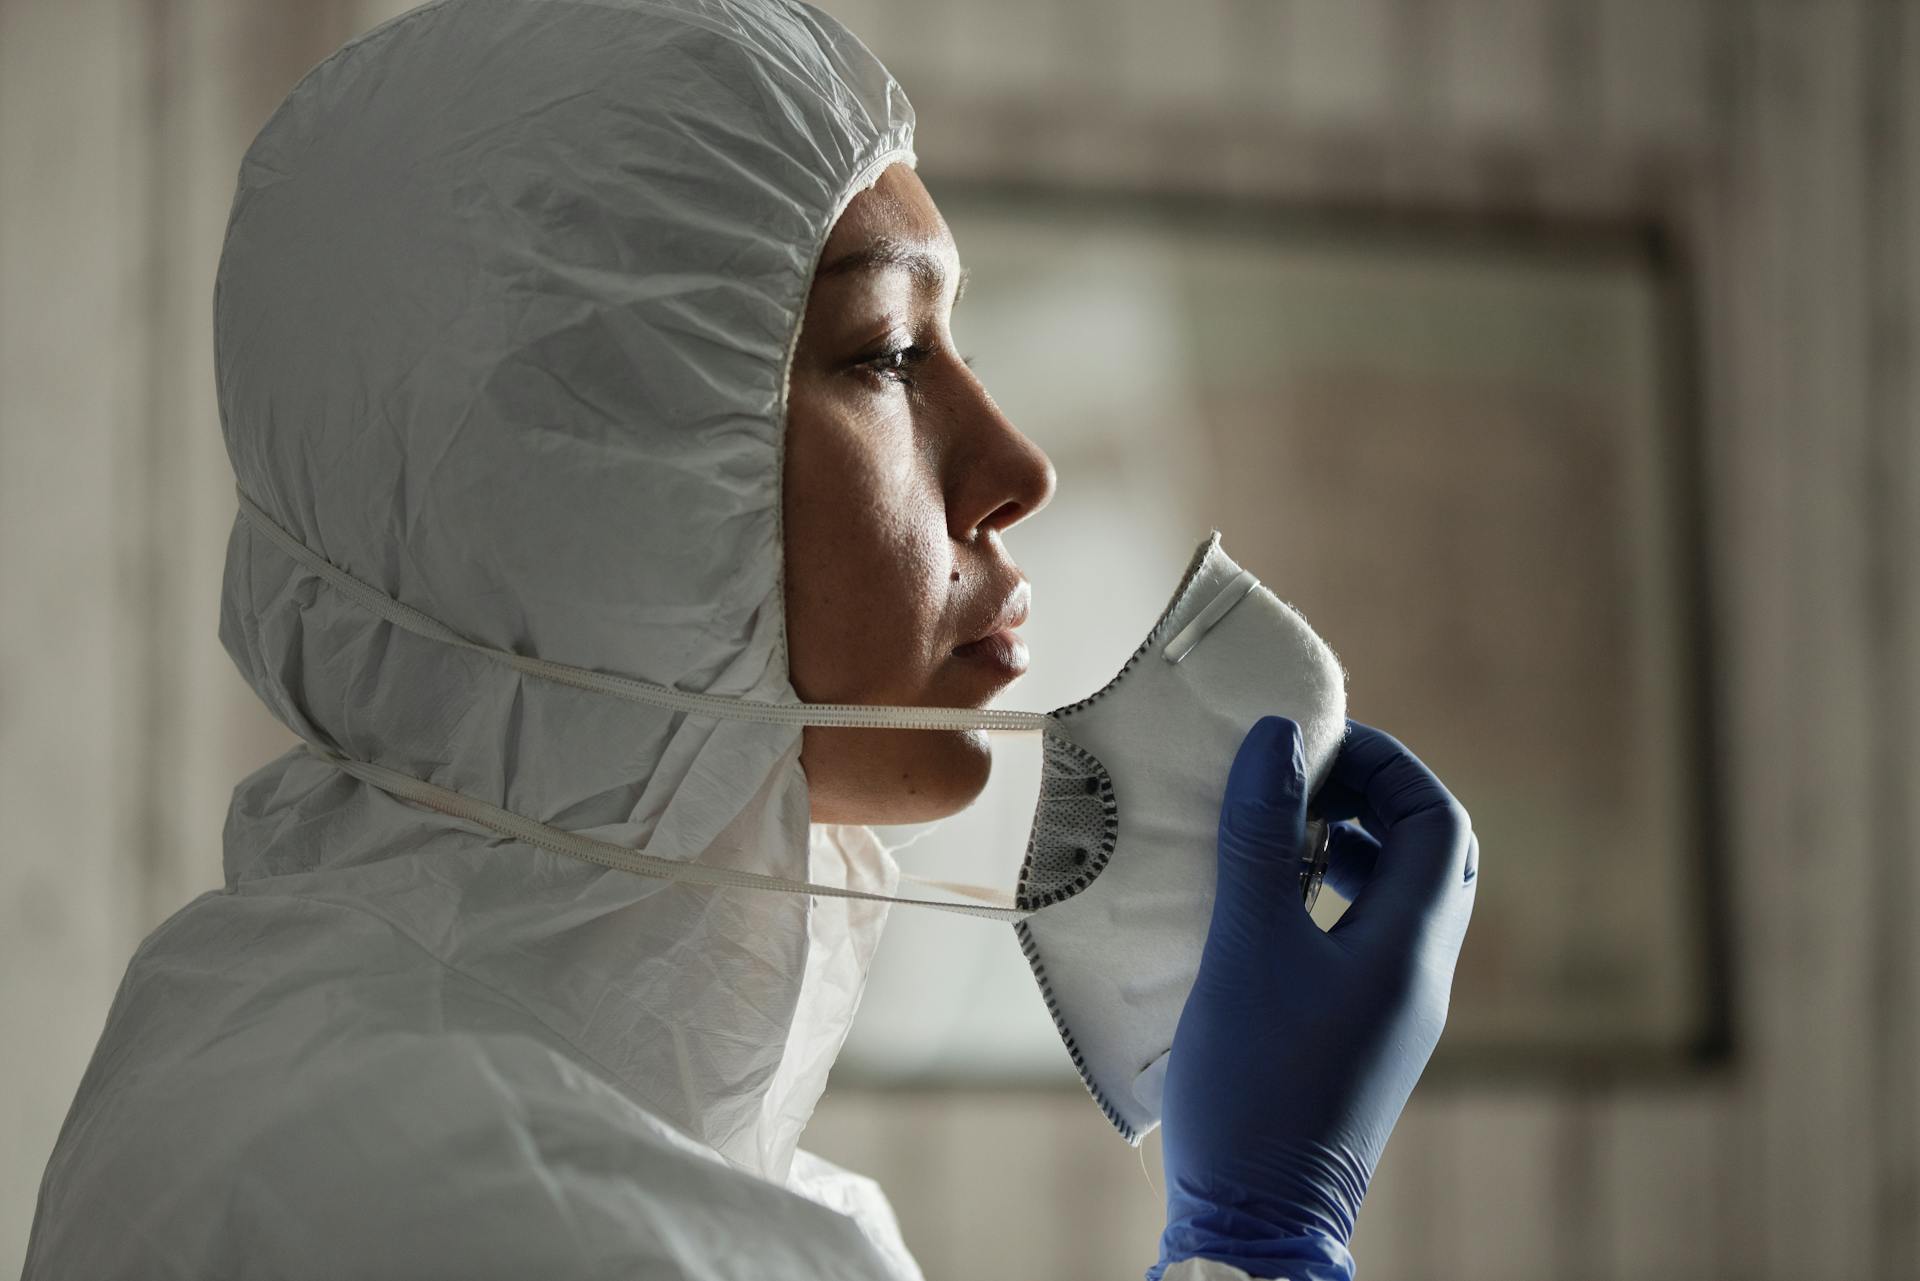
(1150, 716, 1479, 1281)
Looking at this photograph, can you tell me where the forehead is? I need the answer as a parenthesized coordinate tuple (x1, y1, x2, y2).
(817, 163, 956, 277)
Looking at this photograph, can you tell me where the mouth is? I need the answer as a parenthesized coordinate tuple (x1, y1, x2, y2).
(952, 628, 1030, 677)
(951, 582, 1031, 679)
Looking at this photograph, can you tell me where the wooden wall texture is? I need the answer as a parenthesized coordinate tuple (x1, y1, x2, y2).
(2, 2, 1913, 1277)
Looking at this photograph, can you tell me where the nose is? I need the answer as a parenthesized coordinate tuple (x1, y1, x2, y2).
(945, 372, 1057, 543)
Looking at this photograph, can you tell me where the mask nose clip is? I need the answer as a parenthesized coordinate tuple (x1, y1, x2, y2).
(1161, 570, 1260, 664)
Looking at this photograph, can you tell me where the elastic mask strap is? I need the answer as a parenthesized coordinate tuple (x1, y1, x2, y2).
(314, 746, 1032, 922)
(238, 487, 1040, 918)
(897, 874, 1020, 909)
(234, 487, 1053, 735)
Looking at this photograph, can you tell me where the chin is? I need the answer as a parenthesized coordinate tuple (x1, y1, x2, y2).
(903, 727, 993, 821)
(802, 726, 993, 825)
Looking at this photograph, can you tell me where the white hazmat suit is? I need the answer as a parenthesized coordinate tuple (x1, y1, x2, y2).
(27, 0, 928, 1276)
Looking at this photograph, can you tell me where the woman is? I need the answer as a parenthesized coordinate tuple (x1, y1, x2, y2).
(24, 2, 1474, 1278)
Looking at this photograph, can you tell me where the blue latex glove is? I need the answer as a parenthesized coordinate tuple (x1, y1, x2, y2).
(1150, 716, 1479, 1281)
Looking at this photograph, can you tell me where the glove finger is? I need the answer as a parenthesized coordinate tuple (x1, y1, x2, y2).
(1308, 775, 1386, 846)
(1211, 715, 1313, 942)
(1323, 722, 1476, 954)
(1320, 819, 1381, 902)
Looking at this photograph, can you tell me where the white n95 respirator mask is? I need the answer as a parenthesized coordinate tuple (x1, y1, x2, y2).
(1005, 533, 1347, 1141)
(237, 489, 1348, 1145)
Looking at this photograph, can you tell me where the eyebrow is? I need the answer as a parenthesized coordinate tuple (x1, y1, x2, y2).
(817, 235, 971, 305)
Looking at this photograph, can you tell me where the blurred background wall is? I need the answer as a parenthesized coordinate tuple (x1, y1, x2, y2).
(2, 2, 1916, 1279)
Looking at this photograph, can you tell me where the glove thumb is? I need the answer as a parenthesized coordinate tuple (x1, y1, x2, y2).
(1212, 716, 1310, 934)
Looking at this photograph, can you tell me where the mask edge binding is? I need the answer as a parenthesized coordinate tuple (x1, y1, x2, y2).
(1012, 917, 1143, 1146)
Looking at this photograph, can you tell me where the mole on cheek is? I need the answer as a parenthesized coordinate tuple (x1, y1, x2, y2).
(950, 571, 959, 582)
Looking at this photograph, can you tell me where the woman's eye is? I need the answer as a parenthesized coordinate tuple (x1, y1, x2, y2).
(864, 344, 929, 385)
(858, 344, 976, 386)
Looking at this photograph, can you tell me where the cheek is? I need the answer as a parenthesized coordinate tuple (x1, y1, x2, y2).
(785, 401, 950, 702)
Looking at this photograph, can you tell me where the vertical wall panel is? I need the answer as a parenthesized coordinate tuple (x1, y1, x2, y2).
(1595, 0, 1714, 154)
(1703, 0, 1899, 1275)
(1273, 0, 1400, 128)
(1112, 0, 1235, 115)
(1436, 1094, 1578, 1281)
(1432, 0, 1557, 140)
(1599, 1088, 1732, 1280)
(1866, 4, 1920, 1278)
(1753, 5, 1880, 1275)
(0, 1, 144, 1270)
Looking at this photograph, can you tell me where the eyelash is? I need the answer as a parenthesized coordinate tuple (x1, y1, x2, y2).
(863, 344, 977, 387)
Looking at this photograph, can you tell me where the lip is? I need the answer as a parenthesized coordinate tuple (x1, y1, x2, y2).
(950, 578, 1032, 684)
(957, 581, 1031, 649)
(952, 628, 1030, 679)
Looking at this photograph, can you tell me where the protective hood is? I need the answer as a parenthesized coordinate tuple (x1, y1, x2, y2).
(214, 0, 915, 1183)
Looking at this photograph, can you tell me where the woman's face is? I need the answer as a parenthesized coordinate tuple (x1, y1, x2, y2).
(783, 163, 1056, 825)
